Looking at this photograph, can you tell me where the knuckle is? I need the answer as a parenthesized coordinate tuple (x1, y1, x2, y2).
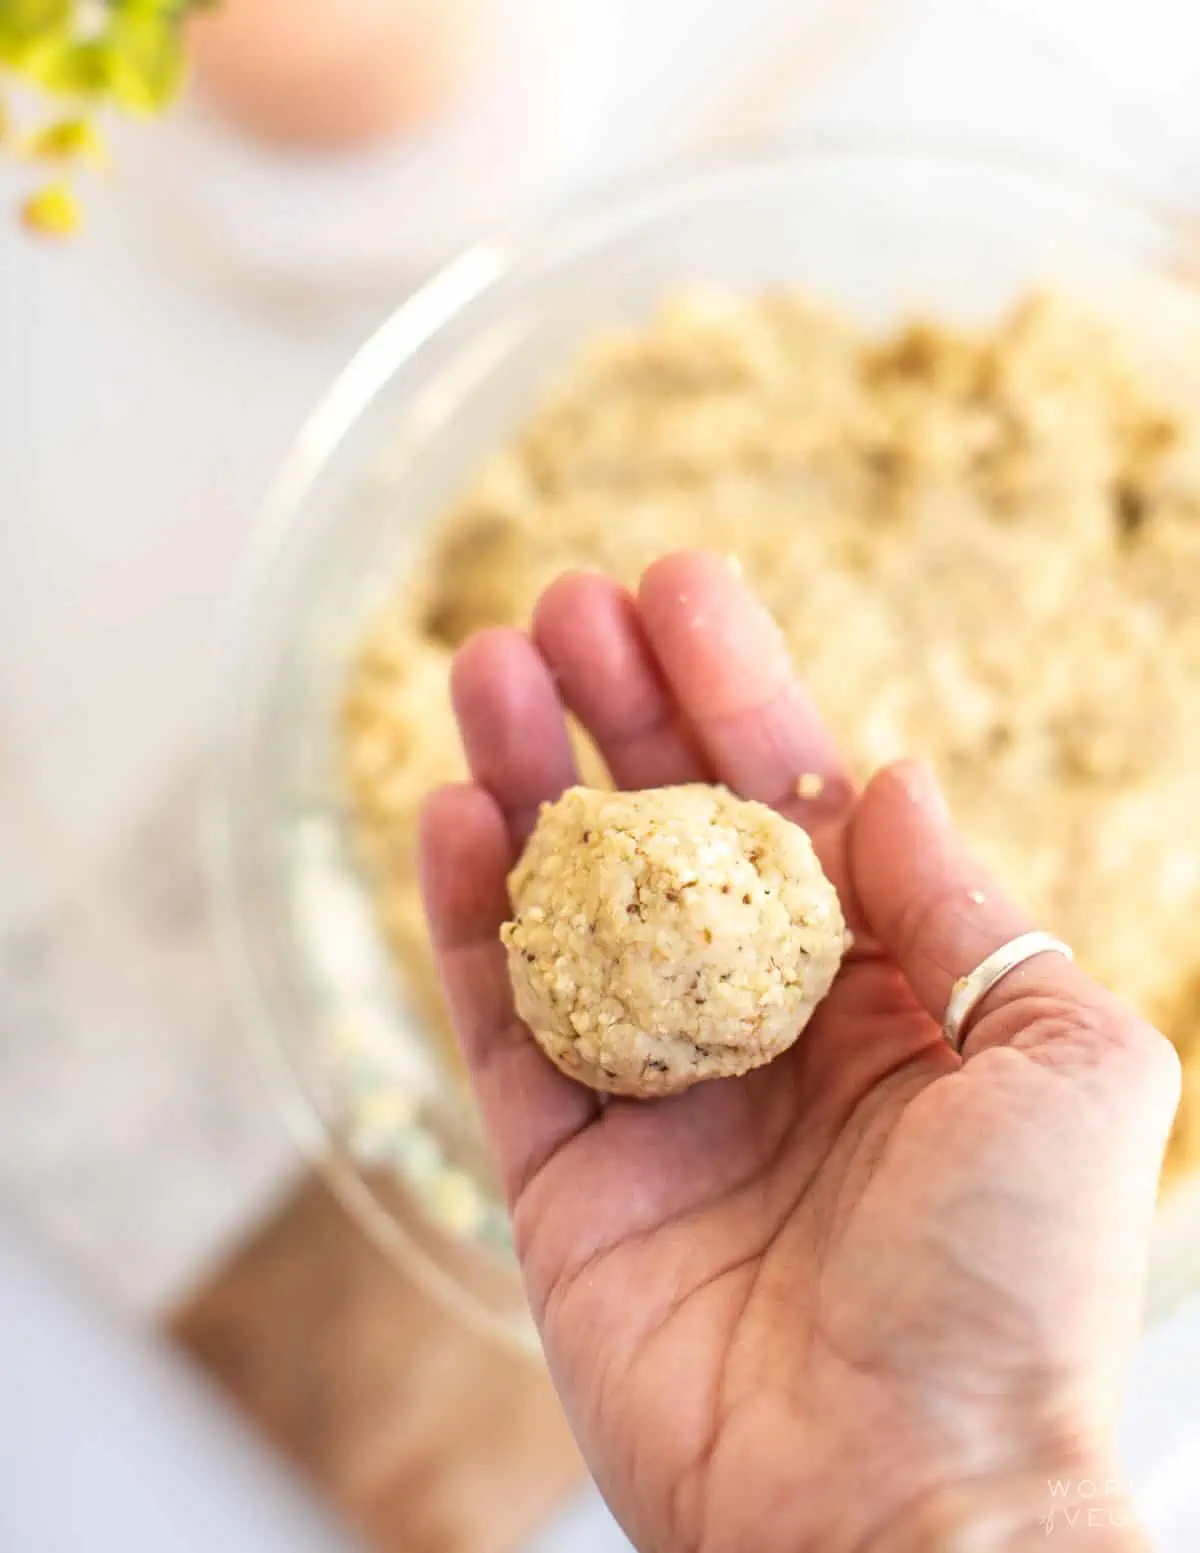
(1001, 990, 1181, 1092)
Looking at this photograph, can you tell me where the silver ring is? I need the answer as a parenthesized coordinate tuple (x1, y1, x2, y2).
(942, 931, 1074, 1052)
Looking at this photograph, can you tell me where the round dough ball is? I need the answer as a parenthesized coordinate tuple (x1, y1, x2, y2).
(501, 785, 849, 1097)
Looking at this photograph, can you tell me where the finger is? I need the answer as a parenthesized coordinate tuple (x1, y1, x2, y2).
(848, 759, 1029, 1053)
(849, 759, 1181, 1091)
(419, 783, 598, 1203)
(451, 627, 578, 846)
(636, 551, 853, 828)
(533, 572, 709, 789)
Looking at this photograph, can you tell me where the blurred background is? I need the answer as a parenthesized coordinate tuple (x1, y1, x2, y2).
(3, 2, 1200, 1549)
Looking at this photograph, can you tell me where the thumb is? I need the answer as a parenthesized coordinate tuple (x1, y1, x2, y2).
(849, 760, 1179, 1096)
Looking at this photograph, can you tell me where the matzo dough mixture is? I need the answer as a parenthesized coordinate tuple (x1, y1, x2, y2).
(502, 785, 849, 1096)
(341, 288, 1200, 1180)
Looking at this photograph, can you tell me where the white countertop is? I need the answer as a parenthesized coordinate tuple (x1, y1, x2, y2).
(1, 1, 1199, 1542)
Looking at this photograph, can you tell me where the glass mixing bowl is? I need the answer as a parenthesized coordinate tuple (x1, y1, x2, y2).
(213, 141, 1200, 1350)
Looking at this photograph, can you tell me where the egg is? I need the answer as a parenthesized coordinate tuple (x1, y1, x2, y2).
(188, 0, 487, 151)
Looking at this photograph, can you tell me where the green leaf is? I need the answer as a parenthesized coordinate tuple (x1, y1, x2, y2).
(0, 0, 70, 72)
(20, 36, 111, 95)
(114, 0, 219, 19)
(0, 0, 71, 47)
(103, 8, 184, 113)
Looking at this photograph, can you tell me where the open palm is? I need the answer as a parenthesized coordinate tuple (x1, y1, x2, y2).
(419, 553, 1177, 1552)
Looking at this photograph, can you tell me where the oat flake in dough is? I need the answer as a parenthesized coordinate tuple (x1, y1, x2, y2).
(501, 785, 850, 1097)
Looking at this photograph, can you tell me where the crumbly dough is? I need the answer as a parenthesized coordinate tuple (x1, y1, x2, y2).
(500, 785, 849, 1096)
(341, 287, 1200, 1179)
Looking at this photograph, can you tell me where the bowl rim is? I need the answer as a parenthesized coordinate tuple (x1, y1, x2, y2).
(207, 131, 1197, 1346)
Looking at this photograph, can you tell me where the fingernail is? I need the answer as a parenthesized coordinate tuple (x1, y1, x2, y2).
(890, 758, 951, 828)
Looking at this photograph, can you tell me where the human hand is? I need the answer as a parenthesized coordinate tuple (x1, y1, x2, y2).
(419, 551, 1179, 1552)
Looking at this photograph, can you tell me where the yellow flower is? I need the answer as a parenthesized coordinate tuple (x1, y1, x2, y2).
(21, 178, 80, 237)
